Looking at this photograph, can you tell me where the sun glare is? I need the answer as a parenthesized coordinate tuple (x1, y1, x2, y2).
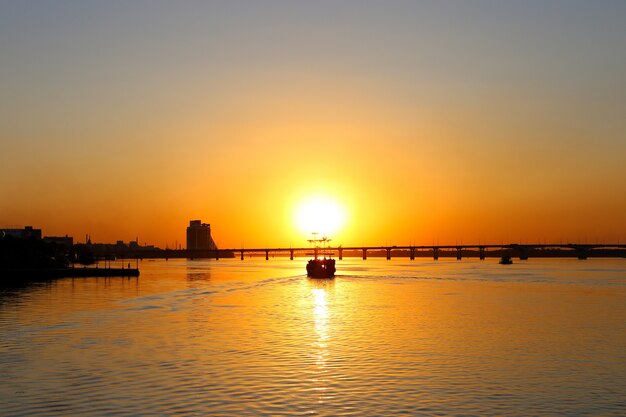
(295, 196, 346, 238)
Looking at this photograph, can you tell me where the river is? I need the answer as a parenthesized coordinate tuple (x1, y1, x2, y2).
(1, 258, 625, 416)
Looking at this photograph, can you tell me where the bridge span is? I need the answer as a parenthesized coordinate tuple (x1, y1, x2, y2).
(203, 243, 626, 261)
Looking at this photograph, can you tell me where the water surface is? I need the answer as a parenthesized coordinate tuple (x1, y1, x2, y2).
(1, 258, 625, 416)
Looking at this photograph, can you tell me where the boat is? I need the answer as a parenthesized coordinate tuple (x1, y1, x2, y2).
(306, 234, 336, 278)
(499, 256, 513, 265)
(306, 257, 336, 278)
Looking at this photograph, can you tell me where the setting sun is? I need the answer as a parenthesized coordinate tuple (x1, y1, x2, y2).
(295, 196, 346, 238)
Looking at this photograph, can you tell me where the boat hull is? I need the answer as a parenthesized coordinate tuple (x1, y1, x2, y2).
(306, 258, 336, 278)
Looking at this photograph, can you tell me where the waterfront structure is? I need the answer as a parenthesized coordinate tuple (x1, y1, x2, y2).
(186, 220, 217, 251)
(1, 226, 42, 240)
(220, 242, 626, 261)
(43, 235, 74, 247)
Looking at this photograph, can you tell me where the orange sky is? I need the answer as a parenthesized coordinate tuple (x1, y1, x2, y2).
(1, 2, 626, 247)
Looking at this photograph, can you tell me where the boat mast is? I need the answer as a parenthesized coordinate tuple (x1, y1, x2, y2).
(307, 233, 333, 259)
(322, 236, 331, 258)
(308, 232, 319, 259)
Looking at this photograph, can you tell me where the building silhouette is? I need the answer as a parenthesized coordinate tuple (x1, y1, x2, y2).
(186, 220, 217, 250)
(1, 226, 42, 240)
(43, 235, 73, 247)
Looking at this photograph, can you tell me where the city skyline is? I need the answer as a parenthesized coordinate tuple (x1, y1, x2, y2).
(2, 1, 626, 248)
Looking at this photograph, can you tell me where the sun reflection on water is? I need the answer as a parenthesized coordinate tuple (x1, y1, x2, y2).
(313, 287, 329, 356)
(311, 285, 331, 402)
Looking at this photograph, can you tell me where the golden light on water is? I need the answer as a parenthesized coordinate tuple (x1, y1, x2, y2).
(313, 288, 329, 337)
(311, 286, 331, 402)
(295, 196, 347, 238)
(313, 287, 329, 366)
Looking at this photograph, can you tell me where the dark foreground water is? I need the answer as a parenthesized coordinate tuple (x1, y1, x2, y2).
(1, 258, 625, 416)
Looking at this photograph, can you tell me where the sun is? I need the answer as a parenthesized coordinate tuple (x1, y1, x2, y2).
(295, 196, 346, 238)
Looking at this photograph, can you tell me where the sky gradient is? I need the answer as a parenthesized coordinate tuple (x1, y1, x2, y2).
(1, 1, 626, 248)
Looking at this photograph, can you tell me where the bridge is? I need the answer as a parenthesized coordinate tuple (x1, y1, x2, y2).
(188, 243, 626, 261)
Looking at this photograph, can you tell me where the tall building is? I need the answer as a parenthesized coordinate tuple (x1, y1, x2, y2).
(186, 220, 217, 250)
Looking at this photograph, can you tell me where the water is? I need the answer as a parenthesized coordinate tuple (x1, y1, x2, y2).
(1, 258, 626, 416)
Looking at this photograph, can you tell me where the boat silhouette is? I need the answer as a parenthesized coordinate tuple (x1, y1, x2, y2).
(306, 234, 336, 278)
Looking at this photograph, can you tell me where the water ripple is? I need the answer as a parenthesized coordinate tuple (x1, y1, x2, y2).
(1, 259, 625, 416)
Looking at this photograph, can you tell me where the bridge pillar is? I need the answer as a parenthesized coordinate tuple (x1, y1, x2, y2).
(290, 249, 294, 260)
(479, 246, 485, 260)
(240, 250, 244, 261)
(433, 247, 439, 260)
(386, 247, 391, 260)
(362, 248, 367, 260)
(265, 250, 269, 261)
(456, 247, 462, 260)
(215, 250, 219, 260)
(410, 247, 415, 260)
(338, 248, 343, 260)
(576, 247, 589, 260)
